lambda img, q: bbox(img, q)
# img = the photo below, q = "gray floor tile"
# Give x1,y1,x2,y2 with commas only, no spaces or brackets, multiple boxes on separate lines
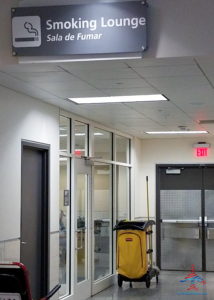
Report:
88,271,214,300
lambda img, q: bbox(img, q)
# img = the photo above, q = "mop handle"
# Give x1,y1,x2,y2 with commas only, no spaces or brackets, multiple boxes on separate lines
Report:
146,176,153,267
146,176,150,221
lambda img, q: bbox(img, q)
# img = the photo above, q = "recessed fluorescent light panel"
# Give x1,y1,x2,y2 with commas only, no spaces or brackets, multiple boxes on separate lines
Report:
68,94,167,104
146,130,208,135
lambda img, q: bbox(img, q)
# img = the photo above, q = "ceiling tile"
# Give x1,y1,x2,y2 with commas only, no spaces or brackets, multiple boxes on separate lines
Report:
101,87,158,96
205,76,214,86
87,78,151,89
30,79,96,91
64,68,139,80
165,85,214,105
0,71,61,102
2,63,60,73
8,71,77,83
39,85,106,98
126,57,195,68
133,65,201,78
147,75,209,90
125,101,197,127
174,103,214,120
80,103,136,115
196,56,214,76
59,60,127,71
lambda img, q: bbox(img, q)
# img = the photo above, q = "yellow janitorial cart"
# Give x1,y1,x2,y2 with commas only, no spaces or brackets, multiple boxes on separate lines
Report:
114,176,159,288
114,220,159,288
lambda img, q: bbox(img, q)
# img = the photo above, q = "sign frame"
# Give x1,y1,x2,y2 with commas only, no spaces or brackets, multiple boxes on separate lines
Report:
11,2,148,57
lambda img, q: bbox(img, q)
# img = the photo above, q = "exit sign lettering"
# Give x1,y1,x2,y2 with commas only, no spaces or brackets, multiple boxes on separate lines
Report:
196,148,208,157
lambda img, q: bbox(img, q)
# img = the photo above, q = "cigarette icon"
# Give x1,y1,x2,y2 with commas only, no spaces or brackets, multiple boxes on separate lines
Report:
15,22,39,43
24,22,39,36
15,37,39,42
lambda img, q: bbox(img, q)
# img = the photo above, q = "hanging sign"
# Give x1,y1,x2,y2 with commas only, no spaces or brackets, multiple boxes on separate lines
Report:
11,2,147,56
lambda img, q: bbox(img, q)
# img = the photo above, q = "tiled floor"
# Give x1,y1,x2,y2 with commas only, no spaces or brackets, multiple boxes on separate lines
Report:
88,271,214,300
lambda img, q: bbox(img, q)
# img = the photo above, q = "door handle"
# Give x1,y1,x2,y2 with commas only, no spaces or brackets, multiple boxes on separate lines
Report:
198,216,202,227
204,216,214,224
162,219,200,224
75,228,85,250
21,241,27,245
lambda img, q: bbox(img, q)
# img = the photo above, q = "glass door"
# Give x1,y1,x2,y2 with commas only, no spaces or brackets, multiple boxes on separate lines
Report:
74,158,114,300
59,157,70,297
92,163,113,294
74,158,92,300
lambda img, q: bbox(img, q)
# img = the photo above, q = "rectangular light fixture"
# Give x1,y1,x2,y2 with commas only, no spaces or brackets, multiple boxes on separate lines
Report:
68,94,167,104
75,133,85,136
146,130,208,134
75,132,103,136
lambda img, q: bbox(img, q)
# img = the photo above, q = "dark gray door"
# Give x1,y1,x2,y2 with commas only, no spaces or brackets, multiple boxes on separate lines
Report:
204,167,214,271
21,142,49,299
157,165,214,271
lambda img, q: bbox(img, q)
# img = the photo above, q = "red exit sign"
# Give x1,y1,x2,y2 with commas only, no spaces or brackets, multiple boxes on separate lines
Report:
196,148,208,157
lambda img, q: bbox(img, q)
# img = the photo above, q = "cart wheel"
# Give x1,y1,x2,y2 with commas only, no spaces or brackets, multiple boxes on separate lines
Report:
156,275,159,284
146,276,151,288
118,275,123,287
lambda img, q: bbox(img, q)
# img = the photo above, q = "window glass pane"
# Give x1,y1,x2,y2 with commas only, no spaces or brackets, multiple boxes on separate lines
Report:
115,135,130,163
93,163,112,281
59,157,70,297
116,166,130,223
77,174,88,283
94,128,112,160
74,121,88,156
59,116,70,153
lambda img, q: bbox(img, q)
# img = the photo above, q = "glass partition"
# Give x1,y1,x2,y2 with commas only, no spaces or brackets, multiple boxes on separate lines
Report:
59,114,132,296
76,174,88,283
116,166,130,222
93,163,112,281
74,121,88,157
59,157,70,297
59,116,70,153
94,128,112,160
115,135,130,163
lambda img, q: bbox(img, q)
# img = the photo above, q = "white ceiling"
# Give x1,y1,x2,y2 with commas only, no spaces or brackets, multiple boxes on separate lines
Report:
1,55,214,139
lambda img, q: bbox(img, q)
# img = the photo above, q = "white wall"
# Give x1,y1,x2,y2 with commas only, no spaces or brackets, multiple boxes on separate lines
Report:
0,85,59,241
134,137,214,219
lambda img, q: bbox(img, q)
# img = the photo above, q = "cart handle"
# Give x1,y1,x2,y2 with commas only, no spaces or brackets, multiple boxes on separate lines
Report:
113,220,155,231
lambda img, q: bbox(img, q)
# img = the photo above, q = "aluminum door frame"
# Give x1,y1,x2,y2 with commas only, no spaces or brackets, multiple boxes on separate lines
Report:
73,157,92,300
